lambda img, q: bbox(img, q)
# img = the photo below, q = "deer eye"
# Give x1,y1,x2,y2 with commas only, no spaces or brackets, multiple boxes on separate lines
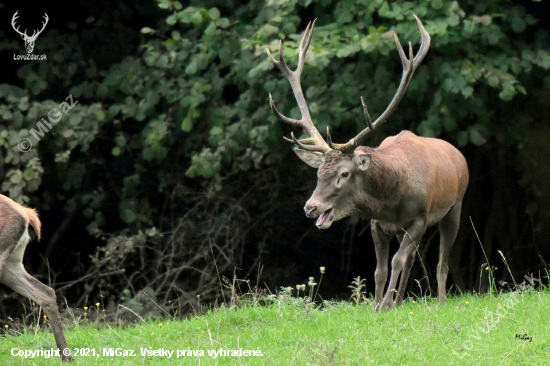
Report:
341,172,349,178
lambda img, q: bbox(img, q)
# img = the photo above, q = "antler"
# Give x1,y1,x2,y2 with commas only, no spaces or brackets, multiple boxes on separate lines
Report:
31,13,49,39
11,12,49,40
11,11,27,38
333,15,431,152
266,20,331,153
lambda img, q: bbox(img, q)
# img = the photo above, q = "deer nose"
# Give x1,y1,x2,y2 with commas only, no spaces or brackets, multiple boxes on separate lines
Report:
304,206,317,218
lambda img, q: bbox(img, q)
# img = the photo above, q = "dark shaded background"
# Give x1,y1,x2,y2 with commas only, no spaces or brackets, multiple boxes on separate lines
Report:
1,0,550,319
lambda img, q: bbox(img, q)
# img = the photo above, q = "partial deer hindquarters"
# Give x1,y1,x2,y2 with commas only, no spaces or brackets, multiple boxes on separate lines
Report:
0,195,71,361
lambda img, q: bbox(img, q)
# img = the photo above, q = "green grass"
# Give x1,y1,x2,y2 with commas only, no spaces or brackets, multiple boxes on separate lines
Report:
1,290,549,365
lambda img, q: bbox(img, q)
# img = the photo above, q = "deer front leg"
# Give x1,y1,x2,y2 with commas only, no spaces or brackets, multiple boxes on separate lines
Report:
1,260,72,362
395,249,416,306
380,220,426,310
371,221,391,311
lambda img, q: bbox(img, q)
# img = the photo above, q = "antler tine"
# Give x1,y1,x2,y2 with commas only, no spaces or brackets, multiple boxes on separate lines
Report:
11,11,27,37
269,93,300,125
336,16,431,153
288,132,327,152
327,126,334,148
326,127,350,150
361,96,375,131
283,135,318,144
296,20,316,74
266,19,331,153
35,13,49,37
412,15,430,68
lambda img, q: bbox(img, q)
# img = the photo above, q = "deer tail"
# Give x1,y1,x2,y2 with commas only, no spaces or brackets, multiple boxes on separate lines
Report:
25,207,41,241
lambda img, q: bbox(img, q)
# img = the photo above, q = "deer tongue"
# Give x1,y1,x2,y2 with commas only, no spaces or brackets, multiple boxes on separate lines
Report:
316,207,334,229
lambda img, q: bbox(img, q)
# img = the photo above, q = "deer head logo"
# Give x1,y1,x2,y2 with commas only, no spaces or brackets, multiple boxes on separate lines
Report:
11,11,49,54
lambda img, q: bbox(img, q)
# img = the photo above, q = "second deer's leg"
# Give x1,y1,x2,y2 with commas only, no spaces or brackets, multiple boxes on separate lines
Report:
0,232,72,362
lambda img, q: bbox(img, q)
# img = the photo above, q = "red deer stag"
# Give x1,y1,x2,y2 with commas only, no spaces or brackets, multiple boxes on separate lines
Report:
0,195,71,361
266,17,468,310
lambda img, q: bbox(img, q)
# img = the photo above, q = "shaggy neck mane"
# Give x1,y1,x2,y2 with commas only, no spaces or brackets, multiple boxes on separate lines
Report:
360,146,409,201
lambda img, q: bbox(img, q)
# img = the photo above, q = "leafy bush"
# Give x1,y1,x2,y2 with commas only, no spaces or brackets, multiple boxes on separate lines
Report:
1,0,549,317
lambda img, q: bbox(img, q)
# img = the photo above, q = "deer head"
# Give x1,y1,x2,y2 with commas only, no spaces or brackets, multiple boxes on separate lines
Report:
12,11,49,54
266,17,430,229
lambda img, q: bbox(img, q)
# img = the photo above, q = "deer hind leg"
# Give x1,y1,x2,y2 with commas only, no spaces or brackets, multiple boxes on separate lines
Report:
371,221,391,311
380,220,426,310
0,230,72,362
437,201,462,306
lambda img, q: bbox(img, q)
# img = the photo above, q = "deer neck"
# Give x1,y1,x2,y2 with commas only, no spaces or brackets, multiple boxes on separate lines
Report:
355,147,408,220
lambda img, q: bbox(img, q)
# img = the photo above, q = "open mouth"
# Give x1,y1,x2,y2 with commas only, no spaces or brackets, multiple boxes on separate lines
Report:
316,207,334,229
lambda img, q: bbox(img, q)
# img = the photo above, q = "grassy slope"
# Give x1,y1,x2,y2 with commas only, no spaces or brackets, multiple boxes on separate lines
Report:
1,291,549,365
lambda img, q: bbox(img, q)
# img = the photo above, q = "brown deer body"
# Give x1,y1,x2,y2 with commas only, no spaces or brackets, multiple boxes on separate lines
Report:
0,195,71,361
266,17,469,310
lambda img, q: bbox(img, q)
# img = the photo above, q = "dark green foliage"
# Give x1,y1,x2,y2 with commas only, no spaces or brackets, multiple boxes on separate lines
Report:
0,0,549,315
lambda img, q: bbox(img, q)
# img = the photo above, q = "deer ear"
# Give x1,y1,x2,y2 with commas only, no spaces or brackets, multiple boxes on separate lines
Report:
355,153,372,171
294,149,325,168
